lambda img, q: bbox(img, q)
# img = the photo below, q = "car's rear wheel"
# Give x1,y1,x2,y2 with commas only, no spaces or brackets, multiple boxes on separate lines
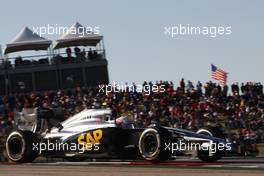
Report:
196,127,225,162
139,127,171,162
6,130,39,163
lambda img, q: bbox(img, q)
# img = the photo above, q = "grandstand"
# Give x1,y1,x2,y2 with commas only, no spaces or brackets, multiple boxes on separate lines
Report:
0,80,263,161
0,22,109,95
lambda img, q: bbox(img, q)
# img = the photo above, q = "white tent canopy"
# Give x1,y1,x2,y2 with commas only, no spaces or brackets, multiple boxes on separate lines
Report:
4,27,52,54
53,22,103,49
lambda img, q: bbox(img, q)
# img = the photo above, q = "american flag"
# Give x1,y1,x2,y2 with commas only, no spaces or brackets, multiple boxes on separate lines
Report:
211,64,228,86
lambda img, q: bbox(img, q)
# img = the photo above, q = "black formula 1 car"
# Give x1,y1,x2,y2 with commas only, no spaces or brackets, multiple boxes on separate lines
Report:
5,108,231,163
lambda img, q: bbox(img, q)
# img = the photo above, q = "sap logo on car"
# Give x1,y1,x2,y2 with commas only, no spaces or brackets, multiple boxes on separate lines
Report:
77,129,103,151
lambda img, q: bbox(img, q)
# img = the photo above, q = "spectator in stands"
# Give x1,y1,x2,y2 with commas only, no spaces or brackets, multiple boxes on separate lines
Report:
241,83,245,94
80,49,86,58
196,81,202,90
74,46,81,58
231,82,239,95
92,50,98,59
88,48,93,60
180,78,185,91
222,84,228,97
186,80,194,91
204,81,213,96
15,56,23,67
66,48,72,58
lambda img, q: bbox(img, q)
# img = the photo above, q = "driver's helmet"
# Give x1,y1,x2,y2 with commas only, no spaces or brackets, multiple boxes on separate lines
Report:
115,116,129,126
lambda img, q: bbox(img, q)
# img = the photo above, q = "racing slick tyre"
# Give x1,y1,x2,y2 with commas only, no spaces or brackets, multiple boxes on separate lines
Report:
196,126,225,162
139,127,172,162
6,130,39,163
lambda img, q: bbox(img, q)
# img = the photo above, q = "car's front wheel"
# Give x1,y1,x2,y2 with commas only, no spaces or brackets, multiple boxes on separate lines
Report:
138,127,171,162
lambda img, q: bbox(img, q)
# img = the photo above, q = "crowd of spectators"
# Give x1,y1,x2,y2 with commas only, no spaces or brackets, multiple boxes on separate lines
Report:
56,47,100,63
0,80,264,159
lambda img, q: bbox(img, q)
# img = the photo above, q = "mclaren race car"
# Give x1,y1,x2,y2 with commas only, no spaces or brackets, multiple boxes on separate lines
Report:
6,108,231,163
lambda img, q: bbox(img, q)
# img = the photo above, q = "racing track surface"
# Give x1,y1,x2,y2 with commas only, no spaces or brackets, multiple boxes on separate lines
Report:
1,165,264,176
1,157,264,176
